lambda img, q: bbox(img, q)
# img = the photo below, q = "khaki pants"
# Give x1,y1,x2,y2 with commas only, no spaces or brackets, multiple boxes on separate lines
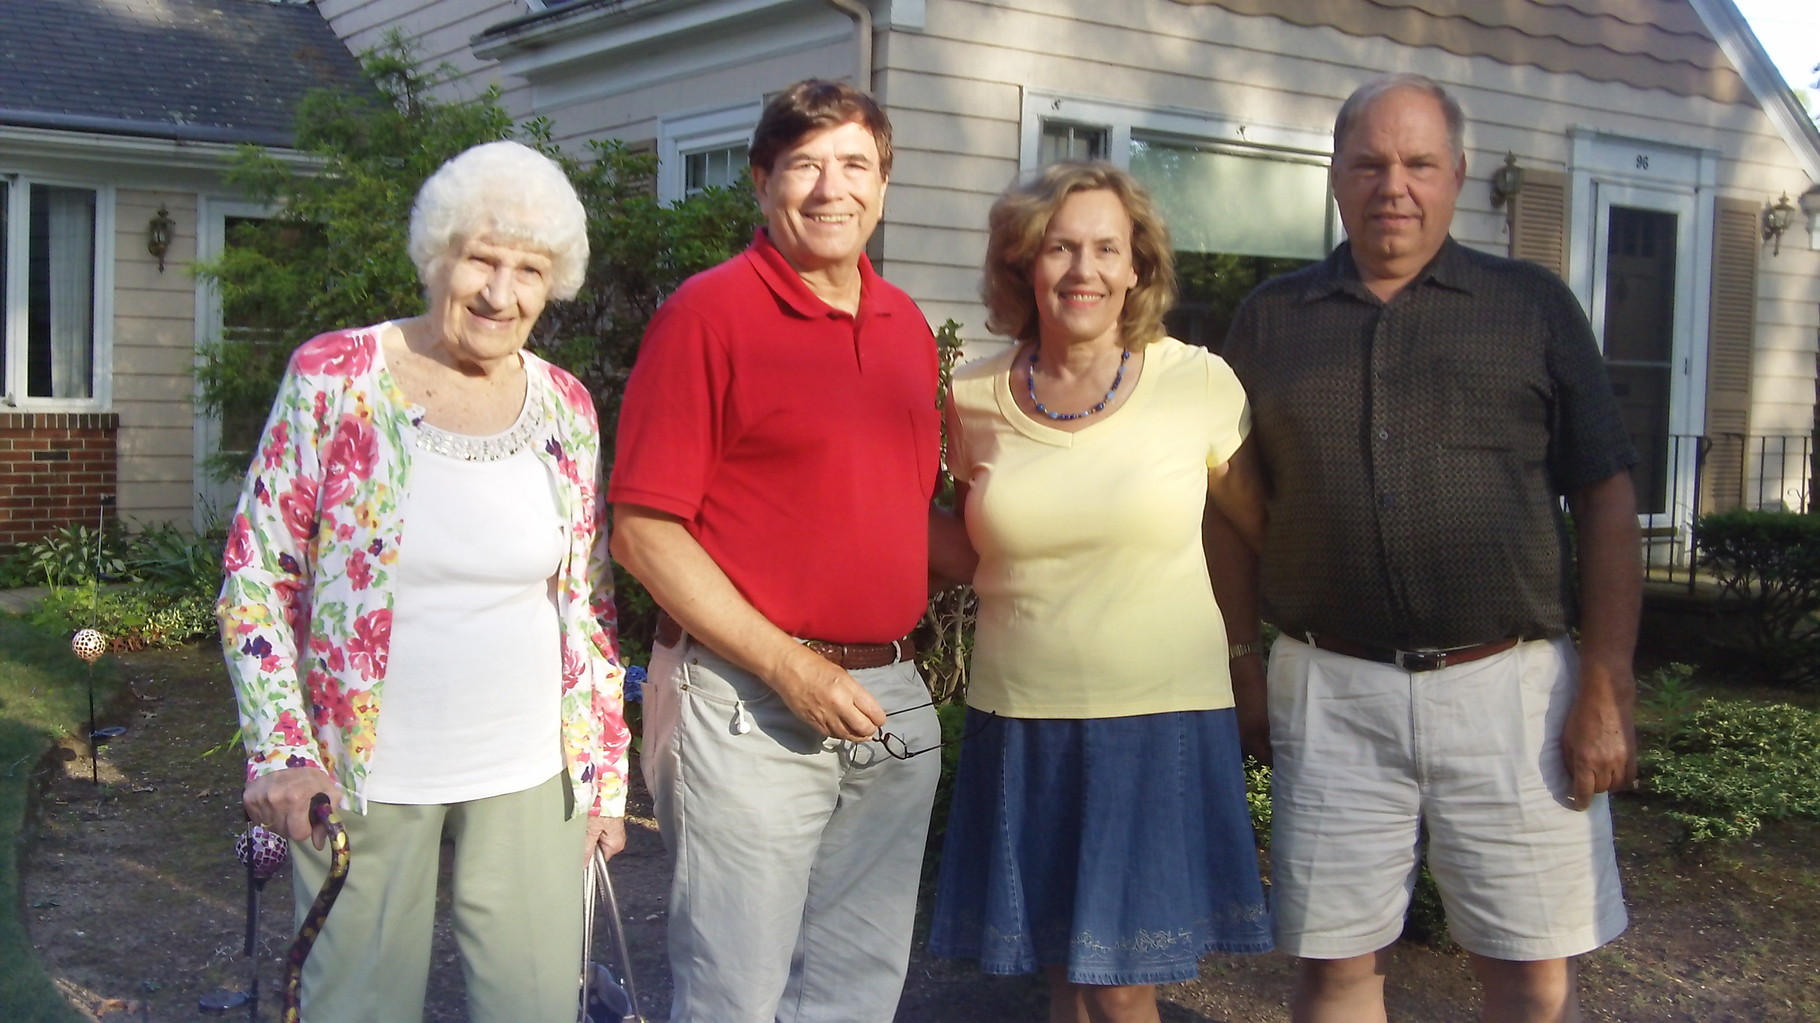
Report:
290,772,588,1022
643,635,941,1023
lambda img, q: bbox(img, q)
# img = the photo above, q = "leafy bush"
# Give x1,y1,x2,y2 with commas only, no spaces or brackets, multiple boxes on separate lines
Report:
0,548,34,588
917,320,977,705
1638,661,1703,744
29,585,218,650
125,521,225,601
1639,699,1820,842
13,525,129,591
1695,509,1820,687
193,36,762,484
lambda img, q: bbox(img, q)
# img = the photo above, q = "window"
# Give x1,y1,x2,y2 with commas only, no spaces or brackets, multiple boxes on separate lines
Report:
1130,136,1332,349
683,143,749,198
1040,121,1107,164
3,179,106,406
659,101,762,204
1021,93,1337,351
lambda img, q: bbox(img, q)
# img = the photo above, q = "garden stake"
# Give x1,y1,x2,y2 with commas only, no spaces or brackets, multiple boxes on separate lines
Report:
283,793,350,1023
199,822,286,1017
70,628,106,785
245,825,286,1018
80,497,110,785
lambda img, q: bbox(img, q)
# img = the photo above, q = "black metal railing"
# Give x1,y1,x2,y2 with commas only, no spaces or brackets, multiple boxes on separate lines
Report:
1637,433,1815,588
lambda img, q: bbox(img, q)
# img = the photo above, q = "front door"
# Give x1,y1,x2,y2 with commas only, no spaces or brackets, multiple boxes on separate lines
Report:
1587,183,1700,541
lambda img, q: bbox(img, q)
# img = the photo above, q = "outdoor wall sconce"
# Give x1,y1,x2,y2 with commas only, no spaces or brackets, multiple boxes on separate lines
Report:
147,206,174,272
1761,192,1796,256
1489,152,1523,231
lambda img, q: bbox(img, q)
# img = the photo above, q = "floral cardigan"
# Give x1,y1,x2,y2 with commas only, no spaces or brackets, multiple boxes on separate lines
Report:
217,325,629,817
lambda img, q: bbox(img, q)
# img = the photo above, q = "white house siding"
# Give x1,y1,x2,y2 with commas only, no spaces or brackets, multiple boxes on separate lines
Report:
872,0,1817,445
112,189,201,528
525,40,854,148
316,0,530,112
322,0,1815,469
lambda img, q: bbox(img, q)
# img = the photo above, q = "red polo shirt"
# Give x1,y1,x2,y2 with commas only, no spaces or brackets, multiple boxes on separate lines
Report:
609,230,940,643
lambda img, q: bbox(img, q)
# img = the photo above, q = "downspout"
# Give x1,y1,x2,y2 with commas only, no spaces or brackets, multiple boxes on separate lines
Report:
824,0,873,91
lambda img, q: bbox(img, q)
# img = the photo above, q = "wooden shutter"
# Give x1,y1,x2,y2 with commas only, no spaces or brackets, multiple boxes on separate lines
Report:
1702,197,1758,513
1509,168,1568,276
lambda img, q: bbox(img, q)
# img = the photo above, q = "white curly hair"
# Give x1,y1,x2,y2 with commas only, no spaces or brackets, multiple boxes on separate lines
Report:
407,140,589,300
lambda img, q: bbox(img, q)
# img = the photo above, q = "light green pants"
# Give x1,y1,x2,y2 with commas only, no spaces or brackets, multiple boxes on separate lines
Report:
290,772,588,1023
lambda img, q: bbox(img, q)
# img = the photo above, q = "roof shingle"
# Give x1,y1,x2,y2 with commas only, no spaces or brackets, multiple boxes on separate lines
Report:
0,0,369,146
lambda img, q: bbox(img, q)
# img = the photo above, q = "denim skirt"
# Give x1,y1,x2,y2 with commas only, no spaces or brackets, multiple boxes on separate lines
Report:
928,708,1273,985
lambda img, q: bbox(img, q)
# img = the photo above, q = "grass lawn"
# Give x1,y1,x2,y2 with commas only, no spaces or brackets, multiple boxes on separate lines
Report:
0,613,119,1023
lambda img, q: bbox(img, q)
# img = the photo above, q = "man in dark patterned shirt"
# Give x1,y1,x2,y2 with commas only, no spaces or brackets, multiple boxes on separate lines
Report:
1223,74,1642,1022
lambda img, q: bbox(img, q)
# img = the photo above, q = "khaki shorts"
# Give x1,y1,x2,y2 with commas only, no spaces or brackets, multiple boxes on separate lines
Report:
1267,635,1628,961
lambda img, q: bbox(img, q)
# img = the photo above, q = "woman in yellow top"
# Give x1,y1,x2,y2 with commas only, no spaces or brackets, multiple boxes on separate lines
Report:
928,161,1272,1023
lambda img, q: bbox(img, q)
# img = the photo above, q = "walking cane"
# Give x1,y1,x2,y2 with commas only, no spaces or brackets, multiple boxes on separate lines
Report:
283,793,351,1023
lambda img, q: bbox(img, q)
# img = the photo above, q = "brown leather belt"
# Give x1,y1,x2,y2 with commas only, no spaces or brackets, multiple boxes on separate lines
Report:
1301,632,1521,672
654,610,915,671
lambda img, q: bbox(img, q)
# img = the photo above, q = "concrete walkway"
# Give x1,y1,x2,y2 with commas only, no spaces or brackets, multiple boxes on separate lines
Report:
0,587,47,615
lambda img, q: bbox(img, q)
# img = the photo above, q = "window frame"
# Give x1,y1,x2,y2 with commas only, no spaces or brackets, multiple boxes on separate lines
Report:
1,171,115,412
1019,90,1340,254
658,100,762,205
1019,90,1335,179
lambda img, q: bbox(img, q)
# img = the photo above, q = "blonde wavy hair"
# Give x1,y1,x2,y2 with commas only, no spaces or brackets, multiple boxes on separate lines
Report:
981,161,1175,350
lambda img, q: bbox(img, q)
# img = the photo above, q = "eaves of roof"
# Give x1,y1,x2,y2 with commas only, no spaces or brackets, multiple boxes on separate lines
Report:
472,0,687,57
1686,0,1820,182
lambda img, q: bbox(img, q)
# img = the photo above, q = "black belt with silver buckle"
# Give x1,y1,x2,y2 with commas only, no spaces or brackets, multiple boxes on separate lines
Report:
1301,632,1521,672
654,610,915,671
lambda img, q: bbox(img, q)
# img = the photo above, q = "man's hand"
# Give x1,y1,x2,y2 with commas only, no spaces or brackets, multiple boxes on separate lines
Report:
1231,652,1271,766
244,766,338,849
612,505,888,742
1560,663,1638,811
1564,471,1642,812
587,815,627,862
765,647,887,742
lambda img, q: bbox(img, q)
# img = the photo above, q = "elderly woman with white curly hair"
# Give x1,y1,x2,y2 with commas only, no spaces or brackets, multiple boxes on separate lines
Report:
217,139,629,1021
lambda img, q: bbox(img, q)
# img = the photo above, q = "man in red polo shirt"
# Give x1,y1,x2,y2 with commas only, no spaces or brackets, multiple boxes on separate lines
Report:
609,80,941,1023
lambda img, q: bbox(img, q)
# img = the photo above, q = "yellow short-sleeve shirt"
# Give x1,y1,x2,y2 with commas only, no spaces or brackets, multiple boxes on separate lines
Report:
951,336,1251,718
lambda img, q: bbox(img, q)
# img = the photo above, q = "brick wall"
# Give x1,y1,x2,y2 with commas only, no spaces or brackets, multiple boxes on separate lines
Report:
0,413,120,547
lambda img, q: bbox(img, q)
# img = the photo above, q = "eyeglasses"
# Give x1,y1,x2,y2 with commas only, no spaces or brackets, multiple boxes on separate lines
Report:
872,700,996,760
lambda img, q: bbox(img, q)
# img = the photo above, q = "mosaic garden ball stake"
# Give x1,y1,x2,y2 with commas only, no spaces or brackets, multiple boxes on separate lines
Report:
70,628,107,664
199,824,289,1018
72,628,107,785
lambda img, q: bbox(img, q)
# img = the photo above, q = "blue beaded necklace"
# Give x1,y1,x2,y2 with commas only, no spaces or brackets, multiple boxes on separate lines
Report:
1026,346,1130,421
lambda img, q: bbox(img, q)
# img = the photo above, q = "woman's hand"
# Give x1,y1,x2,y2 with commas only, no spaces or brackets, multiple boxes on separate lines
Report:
244,766,338,849
587,815,628,863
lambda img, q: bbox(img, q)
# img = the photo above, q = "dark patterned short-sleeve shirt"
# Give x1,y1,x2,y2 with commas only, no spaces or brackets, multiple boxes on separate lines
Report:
1223,239,1638,649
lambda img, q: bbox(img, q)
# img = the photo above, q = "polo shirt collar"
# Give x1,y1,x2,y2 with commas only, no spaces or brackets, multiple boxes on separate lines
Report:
743,228,887,320
1298,237,1476,305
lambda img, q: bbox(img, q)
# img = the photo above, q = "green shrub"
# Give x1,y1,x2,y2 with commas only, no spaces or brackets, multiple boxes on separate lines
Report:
1639,699,1820,842
28,585,218,650
1695,509,1820,687
0,548,32,588
13,524,130,590
125,521,225,600
1638,662,1703,743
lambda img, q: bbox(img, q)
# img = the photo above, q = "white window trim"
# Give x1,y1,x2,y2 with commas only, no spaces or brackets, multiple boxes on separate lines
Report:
1,172,115,412
1018,90,1333,178
658,100,762,205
